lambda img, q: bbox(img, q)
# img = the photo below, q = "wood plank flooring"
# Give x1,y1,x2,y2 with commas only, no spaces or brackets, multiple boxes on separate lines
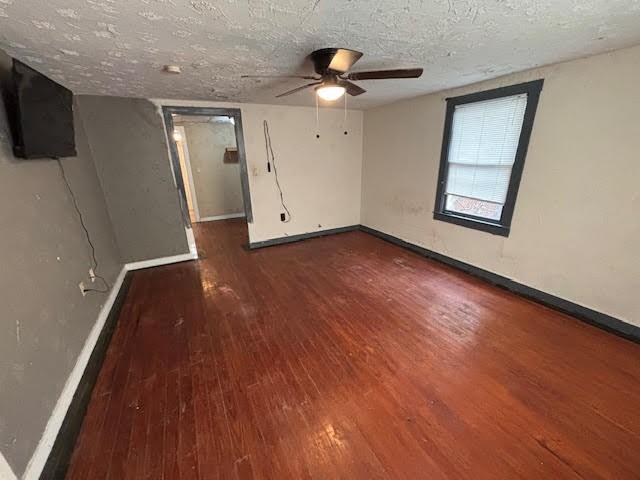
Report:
67,219,640,479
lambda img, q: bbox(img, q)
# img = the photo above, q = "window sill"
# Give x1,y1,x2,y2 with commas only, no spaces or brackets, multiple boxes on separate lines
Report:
433,211,510,237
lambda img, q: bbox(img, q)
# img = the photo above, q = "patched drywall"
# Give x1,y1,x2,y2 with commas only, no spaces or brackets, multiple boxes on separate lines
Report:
77,96,190,263
0,51,121,477
361,44,640,326
1,1,640,108
155,99,363,244
180,120,244,218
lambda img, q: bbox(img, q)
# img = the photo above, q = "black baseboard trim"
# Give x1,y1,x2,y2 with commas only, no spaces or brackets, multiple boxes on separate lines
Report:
247,223,638,344
359,225,639,344
248,225,360,250
40,271,133,480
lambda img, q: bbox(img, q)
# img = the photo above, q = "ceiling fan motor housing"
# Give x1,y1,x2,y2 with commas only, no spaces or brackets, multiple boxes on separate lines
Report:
311,48,361,75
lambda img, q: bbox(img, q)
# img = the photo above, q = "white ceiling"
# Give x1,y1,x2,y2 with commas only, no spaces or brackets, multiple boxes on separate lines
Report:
0,0,639,109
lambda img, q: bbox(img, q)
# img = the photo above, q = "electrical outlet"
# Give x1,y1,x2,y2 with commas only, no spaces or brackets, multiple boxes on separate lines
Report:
79,282,87,296
89,268,96,282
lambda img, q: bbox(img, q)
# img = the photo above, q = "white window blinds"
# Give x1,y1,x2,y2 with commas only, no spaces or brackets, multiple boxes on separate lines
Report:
445,93,528,206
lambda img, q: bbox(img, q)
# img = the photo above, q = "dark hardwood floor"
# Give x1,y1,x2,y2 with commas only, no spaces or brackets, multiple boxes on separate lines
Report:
67,219,640,479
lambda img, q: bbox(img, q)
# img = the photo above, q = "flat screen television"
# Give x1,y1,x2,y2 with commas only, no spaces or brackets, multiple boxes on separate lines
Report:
3,59,76,159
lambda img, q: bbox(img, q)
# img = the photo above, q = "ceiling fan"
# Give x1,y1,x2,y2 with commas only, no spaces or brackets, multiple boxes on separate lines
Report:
242,48,423,101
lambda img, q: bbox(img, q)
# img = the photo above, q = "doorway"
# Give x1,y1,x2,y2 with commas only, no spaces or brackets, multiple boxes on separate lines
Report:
163,107,253,249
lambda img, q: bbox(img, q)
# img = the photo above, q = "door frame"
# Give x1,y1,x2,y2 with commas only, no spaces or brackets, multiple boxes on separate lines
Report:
173,125,201,222
161,106,254,227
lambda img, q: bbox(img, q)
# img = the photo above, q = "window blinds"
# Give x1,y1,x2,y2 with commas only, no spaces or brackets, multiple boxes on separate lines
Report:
445,93,527,205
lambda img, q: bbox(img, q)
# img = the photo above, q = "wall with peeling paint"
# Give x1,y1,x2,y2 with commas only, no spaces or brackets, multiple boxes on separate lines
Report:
0,52,122,477
361,44,640,327
77,95,190,263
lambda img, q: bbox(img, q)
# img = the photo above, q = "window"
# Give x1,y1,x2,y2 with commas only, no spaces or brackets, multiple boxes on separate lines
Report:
434,80,543,236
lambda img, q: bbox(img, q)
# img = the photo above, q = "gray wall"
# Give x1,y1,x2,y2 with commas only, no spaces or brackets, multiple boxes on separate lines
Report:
182,120,244,218
0,53,122,477
77,96,189,263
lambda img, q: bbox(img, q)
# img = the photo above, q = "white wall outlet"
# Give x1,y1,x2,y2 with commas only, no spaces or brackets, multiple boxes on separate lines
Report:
89,268,96,282
79,282,87,296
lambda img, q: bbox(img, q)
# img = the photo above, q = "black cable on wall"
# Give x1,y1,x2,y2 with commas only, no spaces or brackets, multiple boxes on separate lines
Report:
57,158,109,294
263,120,291,223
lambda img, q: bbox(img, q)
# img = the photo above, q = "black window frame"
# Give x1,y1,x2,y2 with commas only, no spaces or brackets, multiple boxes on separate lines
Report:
433,79,544,237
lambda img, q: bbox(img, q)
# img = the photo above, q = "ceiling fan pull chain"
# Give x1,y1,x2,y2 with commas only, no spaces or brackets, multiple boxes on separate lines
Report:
343,92,348,135
315,93,320,139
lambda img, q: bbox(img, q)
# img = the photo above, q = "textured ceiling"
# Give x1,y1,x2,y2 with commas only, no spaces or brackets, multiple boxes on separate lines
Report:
0,0,639,109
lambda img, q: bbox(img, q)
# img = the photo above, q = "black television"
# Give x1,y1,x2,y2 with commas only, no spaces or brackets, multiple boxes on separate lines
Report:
3,59,76,159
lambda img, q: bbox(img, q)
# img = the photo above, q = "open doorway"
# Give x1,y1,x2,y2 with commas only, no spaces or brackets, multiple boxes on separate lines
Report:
163,107,252,251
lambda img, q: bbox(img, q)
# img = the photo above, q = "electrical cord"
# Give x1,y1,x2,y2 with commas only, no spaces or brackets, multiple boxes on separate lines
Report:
57,158,110,294
263,120,292,223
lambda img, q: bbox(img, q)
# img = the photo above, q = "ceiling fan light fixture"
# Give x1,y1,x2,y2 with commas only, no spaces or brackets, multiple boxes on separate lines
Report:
316,85,346,101
254,48,422,99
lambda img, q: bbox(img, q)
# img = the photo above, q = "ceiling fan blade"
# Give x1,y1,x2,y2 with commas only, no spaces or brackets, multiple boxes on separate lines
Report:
241,74,319,80
346,68,423,81
327,48,364,73
275,82,322,98
342,81,366,96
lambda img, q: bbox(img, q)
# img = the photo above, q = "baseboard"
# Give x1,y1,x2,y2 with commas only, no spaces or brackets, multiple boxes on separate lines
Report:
124,251,198,271
198,212,245,222
359,225,640,344
23,252,197,479
185,226,197,258
248,225,360,249
22,267,131,480
0,452,16,480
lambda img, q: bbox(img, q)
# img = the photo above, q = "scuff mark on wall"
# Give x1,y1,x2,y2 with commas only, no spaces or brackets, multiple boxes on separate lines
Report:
387,194,426,216
431,229,450,255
